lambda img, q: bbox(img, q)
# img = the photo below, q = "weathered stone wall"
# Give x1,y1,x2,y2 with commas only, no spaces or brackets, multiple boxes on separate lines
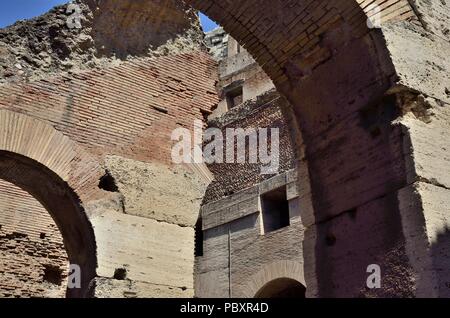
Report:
196,168,307,298
0,52,217,168
0,0,204,84
204,27,228,60
206,33,275,119
287,19,449,297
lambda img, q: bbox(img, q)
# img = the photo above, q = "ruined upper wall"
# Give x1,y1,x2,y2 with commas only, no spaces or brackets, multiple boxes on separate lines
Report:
204,27,227,60
0,0,205,84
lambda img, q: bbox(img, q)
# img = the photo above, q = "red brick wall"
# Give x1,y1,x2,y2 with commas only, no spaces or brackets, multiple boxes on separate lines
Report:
203,93,297,204
0,51,219,297
0,179,68,298
0,52,218,166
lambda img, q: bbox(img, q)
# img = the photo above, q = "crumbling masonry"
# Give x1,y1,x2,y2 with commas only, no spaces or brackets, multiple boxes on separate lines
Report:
0,0,449,298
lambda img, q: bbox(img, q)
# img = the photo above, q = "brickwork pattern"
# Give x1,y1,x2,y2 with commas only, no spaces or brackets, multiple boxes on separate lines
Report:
0,179,68,298
0,52,218,201
0,51,219,297
204,94,297,204
190,0,418,86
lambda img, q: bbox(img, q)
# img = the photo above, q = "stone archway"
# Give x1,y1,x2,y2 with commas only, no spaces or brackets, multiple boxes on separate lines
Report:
255,278,306,298
0,110,97,298
182,0,446,297
187,0,417,90
236,260,306,298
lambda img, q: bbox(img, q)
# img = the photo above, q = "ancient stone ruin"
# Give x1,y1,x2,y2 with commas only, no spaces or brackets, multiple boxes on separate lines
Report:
0,0,449,298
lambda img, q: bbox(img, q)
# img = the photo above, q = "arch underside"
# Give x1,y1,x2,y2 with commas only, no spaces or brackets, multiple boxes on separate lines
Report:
0,153,96,297
188,0,418,88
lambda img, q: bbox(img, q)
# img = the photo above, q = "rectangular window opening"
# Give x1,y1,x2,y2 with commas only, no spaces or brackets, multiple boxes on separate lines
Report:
261,186,290,234
195,218,204,257
224,83,243,110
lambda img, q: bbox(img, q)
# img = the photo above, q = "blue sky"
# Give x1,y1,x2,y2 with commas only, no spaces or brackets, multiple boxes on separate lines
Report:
199,13,218,32
0,0,219,31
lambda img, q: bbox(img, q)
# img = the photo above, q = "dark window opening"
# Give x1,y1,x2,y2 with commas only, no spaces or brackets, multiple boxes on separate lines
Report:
99,171,118,192
224,81,244,110
40,232,46,239
261,186,290,234
195,218,204,257
43,265,63,286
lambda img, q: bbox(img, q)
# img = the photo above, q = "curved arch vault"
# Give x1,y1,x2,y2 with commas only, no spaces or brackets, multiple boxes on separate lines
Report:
0,110,97,298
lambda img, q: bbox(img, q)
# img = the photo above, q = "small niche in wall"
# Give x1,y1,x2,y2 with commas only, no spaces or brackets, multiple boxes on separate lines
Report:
98,171,118,192
261,186,290,234
43,265,63,286
224,81,244,110
194,218,204,257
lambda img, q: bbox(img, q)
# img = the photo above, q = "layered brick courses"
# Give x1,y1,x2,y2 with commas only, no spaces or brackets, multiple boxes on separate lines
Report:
189,0,418,86
203,92,298,204
0,50,219,297
0,52,218,199
0,179,68,298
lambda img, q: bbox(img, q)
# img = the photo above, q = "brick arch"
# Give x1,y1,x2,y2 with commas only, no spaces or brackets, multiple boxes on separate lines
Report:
235,260,305,298
0,110,97,297
189,0,419,225
0,110,77,181
190,0,421,297
188,0,417,88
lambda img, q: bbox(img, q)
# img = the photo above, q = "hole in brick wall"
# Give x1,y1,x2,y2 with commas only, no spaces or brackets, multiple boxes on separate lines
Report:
152,105,169,114
99,171,118,192
113,268,127,280
194,218,204,257
326,234,337,247
43,265,63,286
5,232,28,239
224,189,235,197
261,186,290,234
200,108,212,123
40,232,46,239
